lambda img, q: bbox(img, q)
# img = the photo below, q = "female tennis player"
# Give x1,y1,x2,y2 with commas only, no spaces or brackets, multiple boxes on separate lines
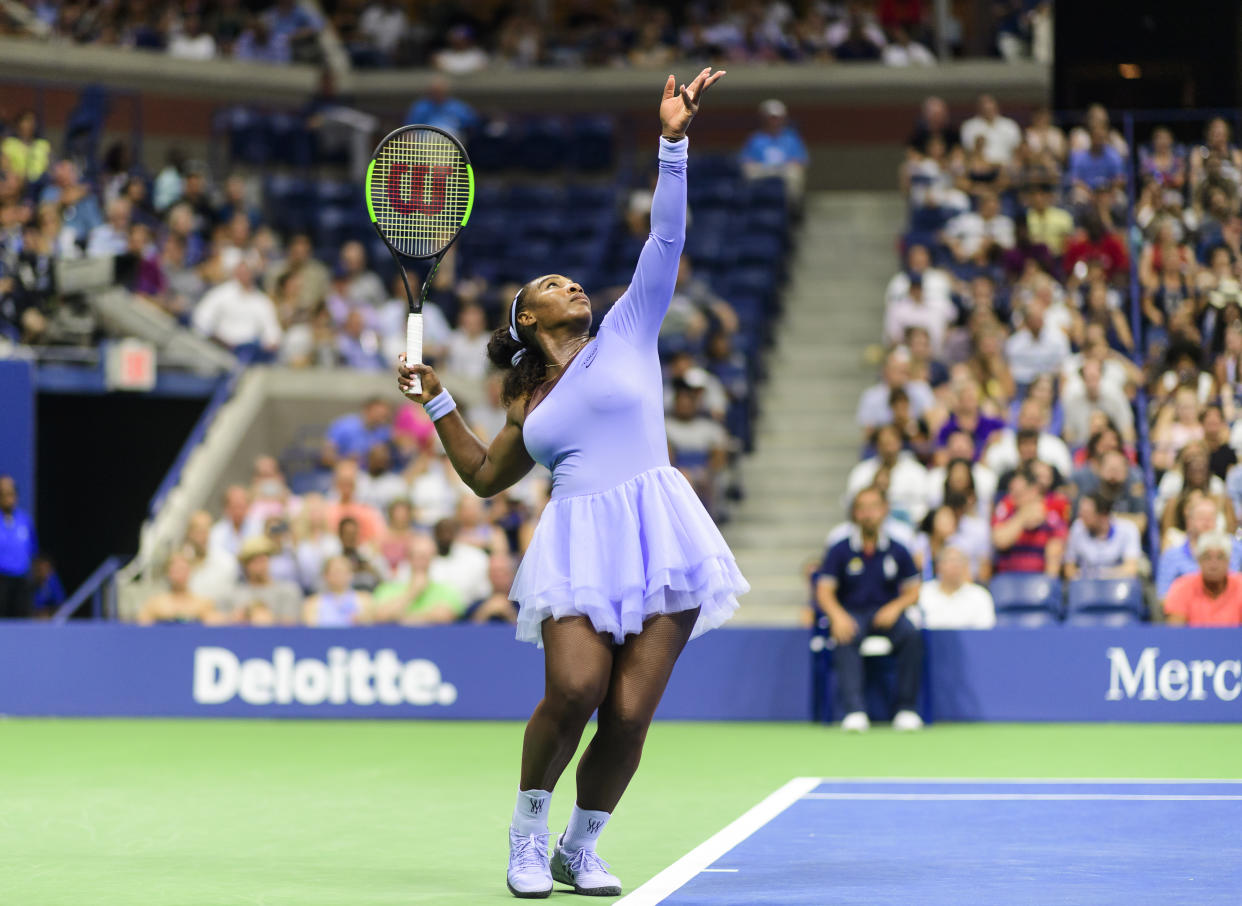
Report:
397,68,744,899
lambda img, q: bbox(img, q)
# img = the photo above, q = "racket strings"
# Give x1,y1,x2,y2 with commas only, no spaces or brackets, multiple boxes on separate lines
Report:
367,128,471,258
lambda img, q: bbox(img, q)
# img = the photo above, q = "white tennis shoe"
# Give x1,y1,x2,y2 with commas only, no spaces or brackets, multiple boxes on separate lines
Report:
507,828,552,899
550,836,622,897
893,710,924,731
841,711,870,732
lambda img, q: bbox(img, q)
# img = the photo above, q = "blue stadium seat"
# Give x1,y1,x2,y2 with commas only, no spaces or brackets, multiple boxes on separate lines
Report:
566,183,618,209
270,112,314,167
1065,578,1144,627
989,573,1063,627
569,116,615,172
744,177,787,211
224,106,273,166
736,233,786,267
467,121,514,172
517,117,568,171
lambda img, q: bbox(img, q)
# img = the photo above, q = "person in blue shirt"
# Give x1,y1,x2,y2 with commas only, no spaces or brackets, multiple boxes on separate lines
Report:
405,76,478,140
815,485,924,732
739,98,808,210
0,475,37,618
1068,122,1125,197
30,553,65,618
324,397,393,466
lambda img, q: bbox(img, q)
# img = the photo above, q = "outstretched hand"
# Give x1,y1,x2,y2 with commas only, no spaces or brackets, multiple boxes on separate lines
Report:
660,67,726,141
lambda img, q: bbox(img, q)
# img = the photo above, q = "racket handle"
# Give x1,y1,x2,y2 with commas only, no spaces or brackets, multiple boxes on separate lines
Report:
406,313,424,396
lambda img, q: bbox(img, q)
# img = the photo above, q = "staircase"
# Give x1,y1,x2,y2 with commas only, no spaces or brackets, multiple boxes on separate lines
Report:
724,191,905,624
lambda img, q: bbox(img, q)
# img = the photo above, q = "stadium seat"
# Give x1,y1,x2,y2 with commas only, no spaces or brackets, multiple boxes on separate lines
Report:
517,117,568,171
989,573,1063,627
466,121,514,172
1064,578,1144,627
744,177,787,211
568,116,615,172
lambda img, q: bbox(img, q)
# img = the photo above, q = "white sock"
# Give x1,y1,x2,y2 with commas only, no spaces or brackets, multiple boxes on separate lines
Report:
562,804,610,852
512,789,552,836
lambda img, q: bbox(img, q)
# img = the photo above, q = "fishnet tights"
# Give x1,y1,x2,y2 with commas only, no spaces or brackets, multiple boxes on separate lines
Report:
518,608,699,814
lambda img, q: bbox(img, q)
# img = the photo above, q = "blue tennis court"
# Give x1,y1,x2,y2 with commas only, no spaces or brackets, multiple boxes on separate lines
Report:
619,779,1242,905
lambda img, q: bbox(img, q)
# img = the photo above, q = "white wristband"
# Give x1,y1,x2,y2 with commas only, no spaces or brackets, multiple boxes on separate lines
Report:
423,389,456,422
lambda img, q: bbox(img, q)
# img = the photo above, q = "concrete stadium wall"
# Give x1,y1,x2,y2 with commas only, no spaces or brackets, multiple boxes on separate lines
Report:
1,36,1049,189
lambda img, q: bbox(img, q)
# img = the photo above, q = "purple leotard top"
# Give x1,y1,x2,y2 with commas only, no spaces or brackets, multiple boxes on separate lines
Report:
522,137,687,500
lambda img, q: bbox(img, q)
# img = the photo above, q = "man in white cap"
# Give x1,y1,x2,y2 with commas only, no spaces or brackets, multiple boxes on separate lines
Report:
739,98,808,210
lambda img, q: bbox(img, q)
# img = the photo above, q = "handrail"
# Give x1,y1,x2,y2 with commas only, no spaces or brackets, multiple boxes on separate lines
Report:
53,556,124,624
147,369,240,518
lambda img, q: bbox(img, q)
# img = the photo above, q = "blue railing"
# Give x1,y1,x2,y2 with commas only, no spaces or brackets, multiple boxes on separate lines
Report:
52,556,124,624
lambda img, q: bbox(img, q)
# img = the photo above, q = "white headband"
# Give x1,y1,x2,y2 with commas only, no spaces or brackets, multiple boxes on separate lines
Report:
509,290,526,366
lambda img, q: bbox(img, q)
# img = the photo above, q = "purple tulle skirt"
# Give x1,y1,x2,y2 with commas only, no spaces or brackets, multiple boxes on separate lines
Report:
511,466,748,647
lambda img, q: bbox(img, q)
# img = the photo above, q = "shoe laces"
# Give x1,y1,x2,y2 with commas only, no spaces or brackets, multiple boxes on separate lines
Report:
511,833,550,872
565,846,612,877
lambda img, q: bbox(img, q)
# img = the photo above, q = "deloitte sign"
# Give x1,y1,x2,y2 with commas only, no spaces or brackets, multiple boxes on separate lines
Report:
193,646,458,708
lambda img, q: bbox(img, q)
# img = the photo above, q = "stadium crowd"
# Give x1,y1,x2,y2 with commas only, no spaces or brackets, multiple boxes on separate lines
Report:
821,93,1242,650
1,1,1050,69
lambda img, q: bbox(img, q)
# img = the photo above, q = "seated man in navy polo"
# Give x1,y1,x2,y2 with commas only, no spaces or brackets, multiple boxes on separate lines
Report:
815,485,924,733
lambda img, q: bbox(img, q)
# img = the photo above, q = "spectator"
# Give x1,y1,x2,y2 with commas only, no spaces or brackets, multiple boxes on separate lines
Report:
434,24,489,74
1025,182,1074,256
857,347,935,432
223,535,302,624
1072,447,1148,532
936,381,1005,459
325,397,393,465
323,460,386,543
959,94,1023,166
267,233,330,317
404,76,478,137
40,160,104,244
1202,405,1237,481
814,486,924,732
1068,120,1126,195
885,244,953,314
333,515,384,591
917,545,996,629
985,397,1073,477
1156,442,1233,535
665,377,729,518
1063,211,1129,285
429,517,491,605
29,554,66,619
336,307,385,371
883,272,954,356
903,326,949,390
0,475,36,618
1005,294,1070,385
739,99,808,209
944,191,1015,266
1151,387,1204,473
1062,358,1135,446
996,428,1057,498
357,0,409,62
303,556,373,626
168,14,218,60
356,443,407,512
192,257,282,356
208,485,255,559
181,510,238,603
906,96,959,157
1063,493,1141,580
373,533,465,625
1155,497,1242,605
86,197,133,259
663,254,739,348
1,110,52,184
338,240,386,309
881,26,934,66
1164,531,1242,627
1024,105,1067,166
846,423,930,526
991,466,1067,576
445,302,492,380
136,552,220,625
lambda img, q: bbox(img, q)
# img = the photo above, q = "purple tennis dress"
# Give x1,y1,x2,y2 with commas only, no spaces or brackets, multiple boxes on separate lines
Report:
510,137,749,647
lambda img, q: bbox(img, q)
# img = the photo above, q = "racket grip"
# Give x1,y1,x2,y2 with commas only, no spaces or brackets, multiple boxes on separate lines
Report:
406,313,424,396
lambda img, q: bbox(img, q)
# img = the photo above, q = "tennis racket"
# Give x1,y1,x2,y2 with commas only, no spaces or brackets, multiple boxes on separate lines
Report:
365,124,474,394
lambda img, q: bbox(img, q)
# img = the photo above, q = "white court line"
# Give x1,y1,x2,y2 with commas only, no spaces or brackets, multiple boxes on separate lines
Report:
804,777,1242,784
803,793,1242,801
614,777,820,906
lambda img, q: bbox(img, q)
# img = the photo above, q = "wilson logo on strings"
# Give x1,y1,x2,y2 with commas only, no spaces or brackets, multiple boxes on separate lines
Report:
386,163,454,217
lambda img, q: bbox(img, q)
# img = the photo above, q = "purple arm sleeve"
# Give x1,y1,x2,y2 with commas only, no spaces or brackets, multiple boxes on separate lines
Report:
602,137,688,345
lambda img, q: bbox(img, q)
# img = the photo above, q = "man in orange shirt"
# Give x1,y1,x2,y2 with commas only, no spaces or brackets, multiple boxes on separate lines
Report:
1164,532,1242,627
322,460,385,544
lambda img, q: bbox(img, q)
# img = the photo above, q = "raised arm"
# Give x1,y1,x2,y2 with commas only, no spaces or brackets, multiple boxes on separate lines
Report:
397,357,535,498
604,69,725,346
